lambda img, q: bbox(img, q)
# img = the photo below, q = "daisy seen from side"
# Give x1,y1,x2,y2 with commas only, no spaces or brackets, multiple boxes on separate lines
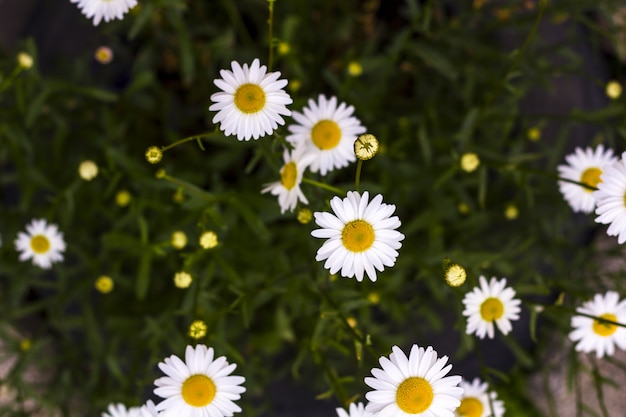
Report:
364,344,463,417
154,344,246,417
70,0,137,26
568,291,626,358
102,403,142,417
557,145,616,214
261,145,314,213
462,276,521,339
209,59,292,141
287,94,366,175
311,191,405,282
455,378,505,417
14,219,66,269
336,402,371,417
594,153,626,244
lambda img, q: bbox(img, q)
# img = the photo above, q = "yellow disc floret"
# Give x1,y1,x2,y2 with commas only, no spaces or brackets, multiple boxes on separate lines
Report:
480,297,504,321
341,220,375,252
593,313,618,337
395,377,434,414
181,374,216,407
457,397,484,417
580,167,602,192
30,235,50,254
281,162,298,190
312,120,341,150
234,83,266,113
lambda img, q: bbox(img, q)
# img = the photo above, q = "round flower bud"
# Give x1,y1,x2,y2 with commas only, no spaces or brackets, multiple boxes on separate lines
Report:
145,146,163,164
354,134,379,161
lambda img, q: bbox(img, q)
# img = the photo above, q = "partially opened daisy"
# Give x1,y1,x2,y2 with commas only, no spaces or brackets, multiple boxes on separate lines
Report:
70,0,137,26
261,145,314,213
311,191,404,282
336,402,371,417
154,344,246,417
595,153,626,243
462,276,521,339
102,403,141,417
287,95,366,175
364,344,463,417
210,59,292,141
455,378,505,417
569,291,626,358
14,219,66,269
557,145,616,213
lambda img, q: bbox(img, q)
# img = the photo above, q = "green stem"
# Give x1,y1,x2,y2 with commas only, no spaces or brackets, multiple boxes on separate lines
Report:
268,0,276,71
302,177,345,195
355,160,363,192
161,132,218,153
504,164,597,192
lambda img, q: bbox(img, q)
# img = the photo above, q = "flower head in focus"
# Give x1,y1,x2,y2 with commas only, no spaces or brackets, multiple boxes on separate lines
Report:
14,219,66,269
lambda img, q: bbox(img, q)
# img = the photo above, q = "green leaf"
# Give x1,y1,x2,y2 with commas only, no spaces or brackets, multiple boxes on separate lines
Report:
410,42,458,80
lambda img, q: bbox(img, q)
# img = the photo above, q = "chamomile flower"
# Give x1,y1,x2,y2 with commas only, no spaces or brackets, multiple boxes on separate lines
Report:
557,145,616,213
364,344,463,417
311,191,404,282
261,145,313,213
102,403,141,417
568,291,626,358
455,378,505,417
70,0,137,26
14,219,66,269
462,276,521,339
209,59,292,141
336,402,371,417
287,95,366,175
154,344,246,417
594,154,626,244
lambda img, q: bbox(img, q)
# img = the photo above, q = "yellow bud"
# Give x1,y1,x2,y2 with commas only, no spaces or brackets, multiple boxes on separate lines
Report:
115,190,131,207
199,231,218,249
171,231,187,250
174,271,193,288
20,339,32,352
145,146,163,164
458,203,470,214
460,152,480,173
17,52,33,69
94,46,113,64
445,264,466,287
155,168,166,179
278,42,290,55
527,127,541,141
367,292,380,305
347,61,363,77
289,79,301,93
505,203,519,220
78,160,98,181
354,134,379,161
95,276,114,294
346,317,358,328
188,320,207,339
606,81,622,100
297,208,313,224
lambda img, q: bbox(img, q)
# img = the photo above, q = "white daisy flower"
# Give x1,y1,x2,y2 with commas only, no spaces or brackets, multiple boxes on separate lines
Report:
557,145,616,213
336,402,371,417
102,403,142,417
261,145,314,213
14,219,66,269
364,344,463,417
154,344,246,417
311,191,405,282
569,291,626,358
140,400,160,417
455,378,505,417
70,0,137,26
287,94,366,175
594,153,626,244
209,59,292,141
462,276,521,339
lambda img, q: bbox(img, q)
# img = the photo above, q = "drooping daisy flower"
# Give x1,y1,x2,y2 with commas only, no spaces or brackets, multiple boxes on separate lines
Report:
455,378,505,417
154,344,246,417
569,291,626,358
287,95,366,175
102,403,141,417
209,59,292,141
557,145,616,213
336,402,371,417
261,145,314,213
70,0,137,26
364,344,463,417
140,400,160,417
14,219,66,269
311,191,404,282
595,153,626,244
462,276,521,339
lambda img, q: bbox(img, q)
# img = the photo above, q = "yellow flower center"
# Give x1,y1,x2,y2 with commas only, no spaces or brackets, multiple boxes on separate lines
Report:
234,83,266,113
181,374,216,407
281,162,298,190
457,397,484,417
341,220,375,252
30,235,51,254
396,377,434,414
480,297,504,321
580,167,602,192
311,120,341,150
593,313,618,337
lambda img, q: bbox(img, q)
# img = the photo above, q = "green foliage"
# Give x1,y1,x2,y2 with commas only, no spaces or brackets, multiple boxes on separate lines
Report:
1,0,626,415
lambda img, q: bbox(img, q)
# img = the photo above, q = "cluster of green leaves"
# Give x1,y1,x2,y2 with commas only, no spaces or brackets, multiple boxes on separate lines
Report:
1,0,626,416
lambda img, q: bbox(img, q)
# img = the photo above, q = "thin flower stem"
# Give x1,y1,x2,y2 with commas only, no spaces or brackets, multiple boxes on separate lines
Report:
161,132,218,152
508,165,598,192
590,356,611,417
355,160,363,192
302,177,345,195
544,303,626,328
267,0,276,71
